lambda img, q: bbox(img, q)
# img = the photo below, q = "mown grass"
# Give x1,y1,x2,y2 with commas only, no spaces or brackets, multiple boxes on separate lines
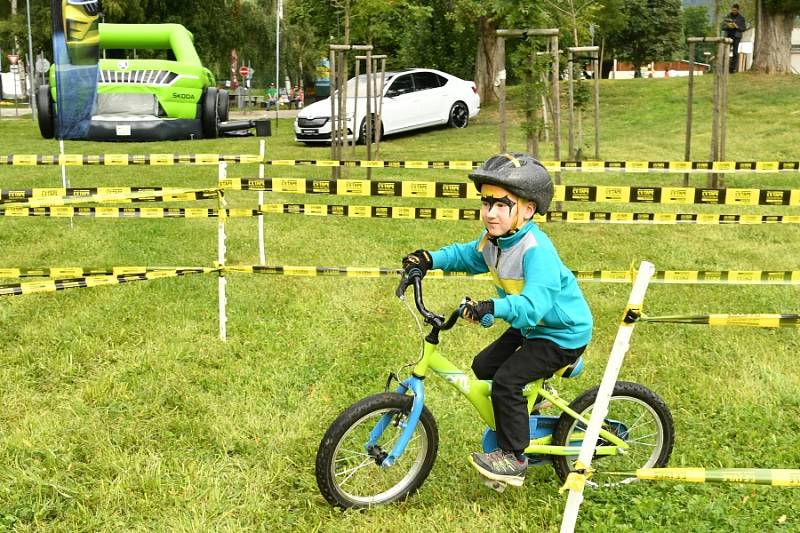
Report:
0,73,799,532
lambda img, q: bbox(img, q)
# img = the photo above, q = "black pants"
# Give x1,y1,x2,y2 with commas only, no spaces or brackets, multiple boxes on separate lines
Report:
472,328,586,455
730,38,741,73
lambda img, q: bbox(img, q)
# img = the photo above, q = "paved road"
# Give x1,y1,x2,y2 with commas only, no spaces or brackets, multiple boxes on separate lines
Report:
0,105,33,118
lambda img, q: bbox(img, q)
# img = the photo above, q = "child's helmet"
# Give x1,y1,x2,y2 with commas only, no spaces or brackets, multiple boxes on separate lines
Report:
469,153,553,215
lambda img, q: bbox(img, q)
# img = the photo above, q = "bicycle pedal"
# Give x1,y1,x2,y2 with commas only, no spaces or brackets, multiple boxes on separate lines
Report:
481,477,507,493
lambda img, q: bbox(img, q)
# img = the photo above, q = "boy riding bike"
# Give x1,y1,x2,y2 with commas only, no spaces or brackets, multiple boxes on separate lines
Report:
402,152,593,487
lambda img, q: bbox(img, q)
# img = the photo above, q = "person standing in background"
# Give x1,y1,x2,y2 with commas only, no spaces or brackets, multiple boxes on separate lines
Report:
722,4,746,73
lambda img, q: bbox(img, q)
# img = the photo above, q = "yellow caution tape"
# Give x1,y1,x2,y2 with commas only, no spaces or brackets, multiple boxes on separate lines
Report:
224,266,800,285
641,313,800,328
221,178,800,206
260,203,800,225
4,155,800,173
3,267,799,295
0,207,258,218
559,472,588,494
0,154,262,166
10,203,796,224
0,268,216,297
0,188,220,209
0,266,214,279
632,468,800,487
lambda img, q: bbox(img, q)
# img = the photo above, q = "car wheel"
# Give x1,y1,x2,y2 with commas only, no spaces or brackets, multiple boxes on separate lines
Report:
217,89,230,123
201,87,219,139
448,101,469,129
358,117,384,144
36,84,56,139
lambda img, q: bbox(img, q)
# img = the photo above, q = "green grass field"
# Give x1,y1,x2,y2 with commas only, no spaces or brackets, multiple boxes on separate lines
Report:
1,73,799,531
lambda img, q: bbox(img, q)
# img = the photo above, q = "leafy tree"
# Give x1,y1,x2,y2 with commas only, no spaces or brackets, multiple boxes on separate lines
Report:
752,0,800,73
395,0,476,80
605,0,685,77
683,5,712,62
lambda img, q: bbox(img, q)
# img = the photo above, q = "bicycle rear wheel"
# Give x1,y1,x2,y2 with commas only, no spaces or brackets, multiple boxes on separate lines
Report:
551,381,674,487
315,392,438,508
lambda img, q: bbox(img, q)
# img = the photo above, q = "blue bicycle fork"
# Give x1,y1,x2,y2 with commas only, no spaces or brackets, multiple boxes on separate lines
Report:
365,376,425,468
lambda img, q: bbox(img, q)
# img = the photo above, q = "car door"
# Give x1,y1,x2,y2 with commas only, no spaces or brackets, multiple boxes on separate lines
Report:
411,71,447,127
381,73,416,132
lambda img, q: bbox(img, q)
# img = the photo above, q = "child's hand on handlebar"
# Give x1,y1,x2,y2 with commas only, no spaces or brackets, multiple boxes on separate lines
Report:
402,250,432,278
460,298,495,327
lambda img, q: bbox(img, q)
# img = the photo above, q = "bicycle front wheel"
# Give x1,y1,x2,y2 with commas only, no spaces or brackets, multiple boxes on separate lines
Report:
551,381,674,488
315,392,438,508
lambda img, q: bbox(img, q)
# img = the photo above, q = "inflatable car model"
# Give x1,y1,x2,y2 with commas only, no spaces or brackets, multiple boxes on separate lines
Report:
38,19,231,141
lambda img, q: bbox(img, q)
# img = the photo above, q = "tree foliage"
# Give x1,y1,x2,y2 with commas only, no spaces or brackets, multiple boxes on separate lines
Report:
683,5,712,62
604,0,685,76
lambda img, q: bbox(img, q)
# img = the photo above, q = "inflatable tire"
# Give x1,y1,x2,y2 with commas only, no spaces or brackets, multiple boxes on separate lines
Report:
217,89,230,123
37,85,56,139
201,87,219,139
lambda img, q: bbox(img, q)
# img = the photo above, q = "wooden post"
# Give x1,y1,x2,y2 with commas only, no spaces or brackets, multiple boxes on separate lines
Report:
376,56,386,159
329,49,338,179
719,40,730,188
365,49,373,179
593,55,600,160
551,35,561,162
498,34,507,152
567,48,574,160
351,58,360,154
684,41,695,187
329,44,373,179
710,41,722,188
526,51,537,157
494,29,560,156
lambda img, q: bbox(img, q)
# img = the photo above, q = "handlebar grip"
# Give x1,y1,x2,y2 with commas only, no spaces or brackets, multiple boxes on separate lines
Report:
396,270,422,298
396,275,411,298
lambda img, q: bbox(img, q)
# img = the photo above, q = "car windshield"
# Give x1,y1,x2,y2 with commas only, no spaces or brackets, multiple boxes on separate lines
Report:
335,74,393,97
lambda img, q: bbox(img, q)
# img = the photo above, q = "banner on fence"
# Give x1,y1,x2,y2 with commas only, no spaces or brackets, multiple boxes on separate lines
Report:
0,154,262,166
0,188,220,209
4,156,800,173
0,268,216,296
640,313,800,328
258,203,800,225
222,178,800,206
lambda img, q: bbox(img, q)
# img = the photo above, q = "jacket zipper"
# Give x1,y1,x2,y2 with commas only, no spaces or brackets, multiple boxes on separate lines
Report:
495,247,501,269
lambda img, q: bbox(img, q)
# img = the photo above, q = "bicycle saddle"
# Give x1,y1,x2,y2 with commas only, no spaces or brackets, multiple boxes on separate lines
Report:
554,356,584,379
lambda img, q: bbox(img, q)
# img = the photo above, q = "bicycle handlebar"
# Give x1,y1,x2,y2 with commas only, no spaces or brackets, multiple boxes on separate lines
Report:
396,273,461,330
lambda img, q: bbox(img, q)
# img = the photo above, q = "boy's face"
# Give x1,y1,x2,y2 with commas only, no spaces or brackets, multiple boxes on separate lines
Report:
480,184,535,237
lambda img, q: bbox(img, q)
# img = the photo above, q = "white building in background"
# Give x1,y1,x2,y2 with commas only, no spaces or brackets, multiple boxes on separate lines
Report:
792,28,800,74
0,64,25,99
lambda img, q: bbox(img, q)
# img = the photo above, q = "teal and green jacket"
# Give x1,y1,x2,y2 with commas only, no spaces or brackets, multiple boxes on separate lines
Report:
429,222,592,349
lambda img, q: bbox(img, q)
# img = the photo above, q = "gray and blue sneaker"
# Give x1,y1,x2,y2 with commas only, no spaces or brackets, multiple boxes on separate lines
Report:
469,449,528,487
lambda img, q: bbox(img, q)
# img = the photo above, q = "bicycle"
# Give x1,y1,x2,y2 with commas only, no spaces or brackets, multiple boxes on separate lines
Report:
315,273,675,508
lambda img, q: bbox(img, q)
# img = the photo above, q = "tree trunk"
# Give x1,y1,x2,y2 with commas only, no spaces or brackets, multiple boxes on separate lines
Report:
474,16,502,104
752,7,795,74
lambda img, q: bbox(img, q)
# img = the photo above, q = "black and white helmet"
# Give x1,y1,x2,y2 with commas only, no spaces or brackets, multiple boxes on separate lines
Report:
469,153,553,215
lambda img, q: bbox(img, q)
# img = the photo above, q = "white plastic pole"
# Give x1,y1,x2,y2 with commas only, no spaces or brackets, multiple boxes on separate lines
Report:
59,140,73,229
218,162,228,341
258,139,266,265
25,0,35,120
275,0,281,128
559,261,656,533
59,140,69,189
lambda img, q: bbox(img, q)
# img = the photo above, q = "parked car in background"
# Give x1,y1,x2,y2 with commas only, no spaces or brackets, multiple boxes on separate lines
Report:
294,68,480,144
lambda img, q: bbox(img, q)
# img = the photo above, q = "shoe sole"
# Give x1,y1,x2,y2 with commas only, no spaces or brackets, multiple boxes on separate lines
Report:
468,456,525,487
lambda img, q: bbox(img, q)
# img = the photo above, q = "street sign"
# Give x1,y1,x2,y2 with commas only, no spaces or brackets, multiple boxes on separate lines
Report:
239,66,250,78
8,54,19,65
35,58,51,74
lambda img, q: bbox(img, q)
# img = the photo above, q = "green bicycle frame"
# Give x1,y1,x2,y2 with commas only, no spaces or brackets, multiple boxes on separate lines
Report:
412,339,630,458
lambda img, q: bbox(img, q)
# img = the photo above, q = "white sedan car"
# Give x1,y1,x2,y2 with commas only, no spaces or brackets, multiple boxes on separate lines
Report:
294,68,480,144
